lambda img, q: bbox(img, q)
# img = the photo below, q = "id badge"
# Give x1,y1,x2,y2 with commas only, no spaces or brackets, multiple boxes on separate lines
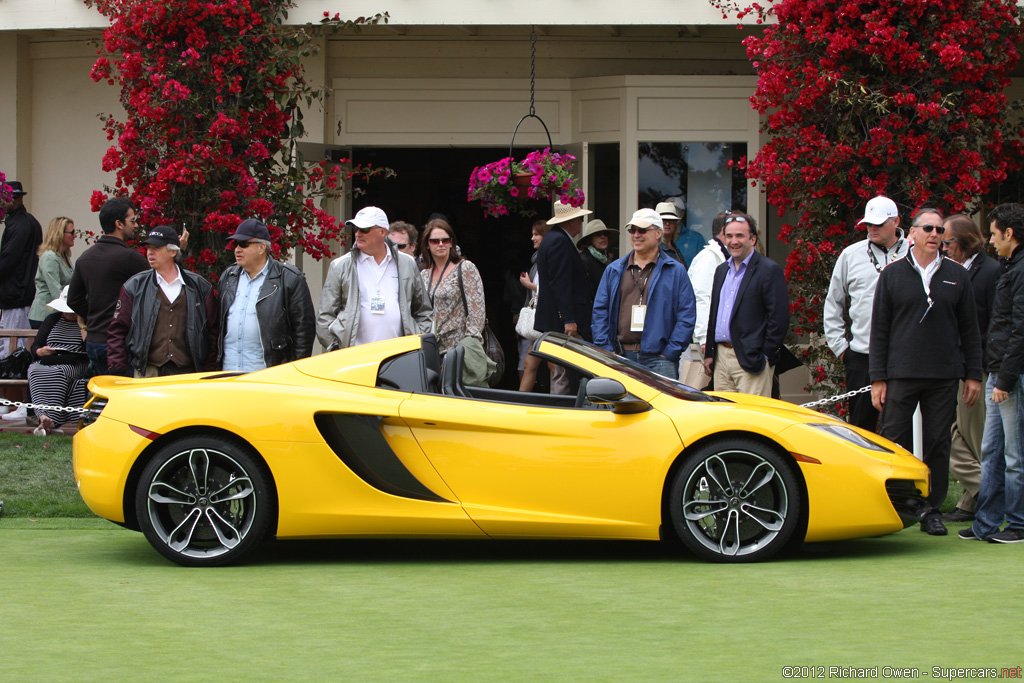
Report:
630,304,646,332
370,295,386,315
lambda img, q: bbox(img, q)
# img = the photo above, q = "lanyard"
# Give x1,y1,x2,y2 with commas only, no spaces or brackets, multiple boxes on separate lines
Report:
629,263,652,305
867,238,904,273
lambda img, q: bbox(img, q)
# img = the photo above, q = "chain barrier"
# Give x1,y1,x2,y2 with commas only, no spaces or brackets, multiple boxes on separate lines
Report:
800,384,872,410
0,397,93,415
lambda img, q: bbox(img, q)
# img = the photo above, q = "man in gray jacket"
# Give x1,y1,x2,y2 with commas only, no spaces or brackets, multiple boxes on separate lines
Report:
317,206,431,351
823,196,908,431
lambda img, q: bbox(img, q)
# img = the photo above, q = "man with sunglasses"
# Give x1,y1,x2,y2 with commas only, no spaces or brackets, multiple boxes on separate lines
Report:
317,206,431,351
592,208,695,379
703,212,789,397
388,221,419,259
870,207,983,536
824,196,909,432
217,219,315,372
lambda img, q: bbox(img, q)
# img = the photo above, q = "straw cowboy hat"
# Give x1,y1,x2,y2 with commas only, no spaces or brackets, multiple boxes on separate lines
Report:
546,200,593,225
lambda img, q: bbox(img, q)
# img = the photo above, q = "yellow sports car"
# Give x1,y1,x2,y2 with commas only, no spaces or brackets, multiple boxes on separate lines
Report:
73,333,930,567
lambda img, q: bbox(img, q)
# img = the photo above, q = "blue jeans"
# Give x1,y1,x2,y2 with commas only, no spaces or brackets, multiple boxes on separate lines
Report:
973,374,1024,537
624,350,678,380
86,341,109,377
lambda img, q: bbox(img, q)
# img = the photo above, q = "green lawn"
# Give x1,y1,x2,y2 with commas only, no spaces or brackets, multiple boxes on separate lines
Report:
1,433,1018,680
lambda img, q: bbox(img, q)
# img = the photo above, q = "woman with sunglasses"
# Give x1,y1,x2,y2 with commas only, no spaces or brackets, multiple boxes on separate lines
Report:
28,217,76,329
419,218,486,355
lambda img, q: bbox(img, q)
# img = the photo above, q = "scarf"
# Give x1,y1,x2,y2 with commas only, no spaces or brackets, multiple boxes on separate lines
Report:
588,245,609,264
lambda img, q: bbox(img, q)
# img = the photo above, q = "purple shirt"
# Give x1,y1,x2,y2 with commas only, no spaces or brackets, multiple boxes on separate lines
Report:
714,250,754,343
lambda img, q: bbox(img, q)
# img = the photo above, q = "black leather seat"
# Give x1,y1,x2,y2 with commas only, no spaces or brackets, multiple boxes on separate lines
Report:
440,345,470,398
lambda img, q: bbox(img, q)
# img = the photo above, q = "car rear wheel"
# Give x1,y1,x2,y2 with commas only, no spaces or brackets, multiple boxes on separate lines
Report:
669,438,800,562
135,436,273,567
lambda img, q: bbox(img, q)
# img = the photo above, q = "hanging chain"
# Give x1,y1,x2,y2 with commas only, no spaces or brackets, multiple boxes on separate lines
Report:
0,397,93,415
800,384,872,410
529,26,537,116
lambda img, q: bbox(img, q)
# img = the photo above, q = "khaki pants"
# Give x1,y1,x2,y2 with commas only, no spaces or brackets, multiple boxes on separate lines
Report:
714,345,773,398
949,374,986,512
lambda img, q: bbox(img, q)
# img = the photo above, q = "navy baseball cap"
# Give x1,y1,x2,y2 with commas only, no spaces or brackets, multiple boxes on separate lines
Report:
228,219,272,242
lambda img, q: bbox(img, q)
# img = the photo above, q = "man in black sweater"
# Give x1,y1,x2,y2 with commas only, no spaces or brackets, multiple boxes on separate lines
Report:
67,198,148,375
962,203,1024,544
870,207,983,536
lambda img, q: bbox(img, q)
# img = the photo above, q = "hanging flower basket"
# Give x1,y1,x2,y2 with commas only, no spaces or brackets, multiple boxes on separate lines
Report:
467,147,585,218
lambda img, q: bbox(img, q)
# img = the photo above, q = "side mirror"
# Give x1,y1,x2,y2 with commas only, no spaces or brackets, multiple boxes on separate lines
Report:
586,378,650,414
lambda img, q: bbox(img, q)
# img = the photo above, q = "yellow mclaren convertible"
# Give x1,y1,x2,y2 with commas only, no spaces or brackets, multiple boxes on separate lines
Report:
73,333,931,567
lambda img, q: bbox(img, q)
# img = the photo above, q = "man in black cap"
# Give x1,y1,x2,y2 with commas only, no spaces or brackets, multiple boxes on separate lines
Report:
217,219,315,372
0,181,43,346
107,226,218,377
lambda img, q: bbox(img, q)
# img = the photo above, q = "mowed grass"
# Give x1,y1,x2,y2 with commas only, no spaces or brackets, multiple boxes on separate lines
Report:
0,434,92,517
2,434,1017,681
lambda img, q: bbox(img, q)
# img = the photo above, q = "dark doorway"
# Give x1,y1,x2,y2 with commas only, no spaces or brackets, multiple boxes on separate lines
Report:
353,147,553,389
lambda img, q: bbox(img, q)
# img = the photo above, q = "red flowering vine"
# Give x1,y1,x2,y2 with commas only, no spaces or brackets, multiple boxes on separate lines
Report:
713,0,1024,404
85,0,392,280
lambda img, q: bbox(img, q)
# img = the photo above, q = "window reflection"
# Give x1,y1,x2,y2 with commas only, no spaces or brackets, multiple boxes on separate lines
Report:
638,142,748,262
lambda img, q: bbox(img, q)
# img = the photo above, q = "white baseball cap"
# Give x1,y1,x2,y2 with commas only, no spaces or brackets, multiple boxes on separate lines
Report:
346,206,389,230
858,196,899,225
625,208,664,230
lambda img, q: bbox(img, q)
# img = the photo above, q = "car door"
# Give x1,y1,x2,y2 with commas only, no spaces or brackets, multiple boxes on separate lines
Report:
398,392,681,540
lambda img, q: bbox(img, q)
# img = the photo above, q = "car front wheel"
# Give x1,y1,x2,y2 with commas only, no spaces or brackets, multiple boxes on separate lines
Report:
669,438,800,562
135,436,273,567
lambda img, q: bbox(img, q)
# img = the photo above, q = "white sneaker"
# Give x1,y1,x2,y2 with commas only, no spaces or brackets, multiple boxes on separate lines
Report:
1,405,27,421
0,405,10,415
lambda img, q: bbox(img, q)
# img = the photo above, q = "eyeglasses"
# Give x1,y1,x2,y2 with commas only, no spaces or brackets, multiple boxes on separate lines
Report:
428,237,452,245
942,238,957,247
233,240,254,248
64,229,75,235
626,226,657,235
354,226,380,234
393,242,411,250
916,224,946,234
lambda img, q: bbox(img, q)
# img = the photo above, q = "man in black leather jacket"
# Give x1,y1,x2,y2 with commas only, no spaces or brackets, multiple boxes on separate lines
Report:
217,219,315,371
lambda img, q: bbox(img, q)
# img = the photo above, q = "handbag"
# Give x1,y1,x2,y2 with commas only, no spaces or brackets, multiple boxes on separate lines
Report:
0,347,32,379
456,262,505,386
516,295,542,341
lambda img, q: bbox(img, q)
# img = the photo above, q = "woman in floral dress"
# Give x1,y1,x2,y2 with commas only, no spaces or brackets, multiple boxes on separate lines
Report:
419,218,486,354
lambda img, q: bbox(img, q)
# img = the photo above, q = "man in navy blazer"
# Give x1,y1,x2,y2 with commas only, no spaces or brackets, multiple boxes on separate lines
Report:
534,200,594,342
703,212,789,397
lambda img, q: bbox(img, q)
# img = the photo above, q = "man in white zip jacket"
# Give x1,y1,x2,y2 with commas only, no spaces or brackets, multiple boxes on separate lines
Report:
823,196,908,432
317,206,432,351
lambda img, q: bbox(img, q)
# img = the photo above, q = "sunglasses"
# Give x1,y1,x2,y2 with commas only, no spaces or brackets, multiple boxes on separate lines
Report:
393,242,411,249
942,238,957,247
232,240,255,248
354,226,381,234
626,226,658,234
916,224,946,234
725,216,749,224
428,237,452,245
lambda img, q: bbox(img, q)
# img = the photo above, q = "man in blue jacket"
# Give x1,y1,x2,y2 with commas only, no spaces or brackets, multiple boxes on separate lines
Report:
593,208,696,379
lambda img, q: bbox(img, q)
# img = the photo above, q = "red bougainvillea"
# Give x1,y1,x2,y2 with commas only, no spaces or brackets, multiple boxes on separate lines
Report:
714,0,1024,402
86,0,391,280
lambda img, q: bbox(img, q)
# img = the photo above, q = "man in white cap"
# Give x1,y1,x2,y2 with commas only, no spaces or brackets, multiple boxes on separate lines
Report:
823,195,908,431
592,209,695,378
534,200,593,393
317,206,431,351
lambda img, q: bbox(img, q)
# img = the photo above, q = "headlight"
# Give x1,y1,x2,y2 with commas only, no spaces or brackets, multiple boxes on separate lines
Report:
807,423,893,452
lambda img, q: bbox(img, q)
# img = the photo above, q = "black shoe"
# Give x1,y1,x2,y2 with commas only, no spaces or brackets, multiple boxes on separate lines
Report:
958,527,983,541
987,529,1024,544
942,508,975,522
921,517,948,536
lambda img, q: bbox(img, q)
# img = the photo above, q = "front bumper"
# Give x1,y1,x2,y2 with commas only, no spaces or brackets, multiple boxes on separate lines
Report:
886,479,930,528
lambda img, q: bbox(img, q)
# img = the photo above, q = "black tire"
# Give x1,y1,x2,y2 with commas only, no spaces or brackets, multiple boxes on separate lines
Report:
135,436,273,567
668,438,800,563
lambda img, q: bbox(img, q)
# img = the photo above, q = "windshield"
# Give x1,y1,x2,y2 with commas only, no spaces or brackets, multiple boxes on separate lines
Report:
540,334,728,402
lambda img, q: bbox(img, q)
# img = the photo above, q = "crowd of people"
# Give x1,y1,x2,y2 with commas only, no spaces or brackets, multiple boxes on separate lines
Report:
2,182,1023,545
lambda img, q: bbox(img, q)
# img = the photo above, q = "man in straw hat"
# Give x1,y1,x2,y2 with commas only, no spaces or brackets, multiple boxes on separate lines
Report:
592,208,695,379
535,200,594,393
